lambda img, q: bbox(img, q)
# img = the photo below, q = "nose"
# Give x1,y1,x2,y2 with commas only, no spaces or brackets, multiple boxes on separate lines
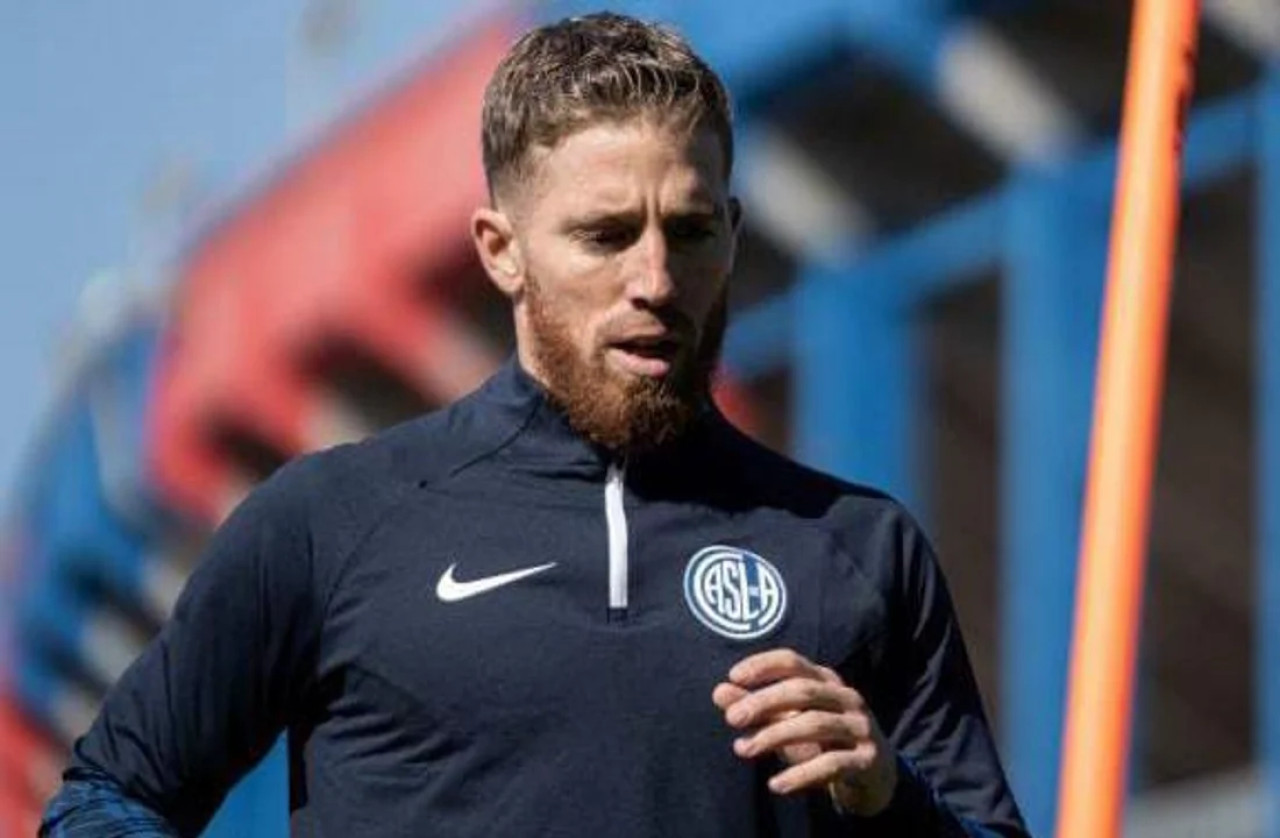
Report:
627,227,676,308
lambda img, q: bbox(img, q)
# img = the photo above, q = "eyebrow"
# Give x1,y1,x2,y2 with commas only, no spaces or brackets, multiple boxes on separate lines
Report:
564,209,643,230
665,205,722,222
564,200,724,229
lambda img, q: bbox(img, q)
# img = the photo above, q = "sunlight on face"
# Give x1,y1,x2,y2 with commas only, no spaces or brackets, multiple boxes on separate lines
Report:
474,116,740,451
519,118,735,372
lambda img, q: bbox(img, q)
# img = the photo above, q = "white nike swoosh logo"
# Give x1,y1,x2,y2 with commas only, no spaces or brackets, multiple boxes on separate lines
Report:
435,562,557,602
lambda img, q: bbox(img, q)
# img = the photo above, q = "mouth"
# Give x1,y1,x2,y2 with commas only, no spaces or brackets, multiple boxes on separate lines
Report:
606,334,684,378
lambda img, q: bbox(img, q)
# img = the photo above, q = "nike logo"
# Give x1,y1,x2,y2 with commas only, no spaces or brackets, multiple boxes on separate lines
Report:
435,562,557,602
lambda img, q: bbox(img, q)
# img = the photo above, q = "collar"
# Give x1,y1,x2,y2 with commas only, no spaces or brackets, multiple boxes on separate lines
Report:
478,356,612,472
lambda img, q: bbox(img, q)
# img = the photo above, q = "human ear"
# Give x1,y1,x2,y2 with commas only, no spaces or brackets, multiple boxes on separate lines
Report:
728,196,743,234
471,206,523,298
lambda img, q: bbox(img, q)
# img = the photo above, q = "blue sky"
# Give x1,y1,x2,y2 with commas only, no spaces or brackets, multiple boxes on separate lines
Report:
0,1,477,507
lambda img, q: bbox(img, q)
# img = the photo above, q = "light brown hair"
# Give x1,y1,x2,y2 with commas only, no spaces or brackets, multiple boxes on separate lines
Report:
481,12,734,202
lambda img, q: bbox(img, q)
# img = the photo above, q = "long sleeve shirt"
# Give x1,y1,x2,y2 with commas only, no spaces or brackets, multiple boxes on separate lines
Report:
42,359,1028,837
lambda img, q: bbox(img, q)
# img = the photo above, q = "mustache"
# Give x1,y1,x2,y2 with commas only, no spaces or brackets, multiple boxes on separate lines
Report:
604,309,699,343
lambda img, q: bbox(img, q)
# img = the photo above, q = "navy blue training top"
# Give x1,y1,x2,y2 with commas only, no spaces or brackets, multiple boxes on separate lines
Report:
42,359,1028,837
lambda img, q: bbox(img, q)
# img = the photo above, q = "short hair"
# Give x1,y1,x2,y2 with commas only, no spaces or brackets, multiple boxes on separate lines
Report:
481,12,734,202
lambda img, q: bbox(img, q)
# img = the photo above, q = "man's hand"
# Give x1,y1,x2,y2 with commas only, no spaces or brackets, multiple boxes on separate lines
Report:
712,648,898,817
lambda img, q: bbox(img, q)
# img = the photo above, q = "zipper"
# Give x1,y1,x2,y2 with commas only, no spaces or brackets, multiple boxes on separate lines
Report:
604,461,629,620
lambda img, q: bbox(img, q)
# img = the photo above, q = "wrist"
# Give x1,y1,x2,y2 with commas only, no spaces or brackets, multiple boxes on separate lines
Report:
827,748,900,817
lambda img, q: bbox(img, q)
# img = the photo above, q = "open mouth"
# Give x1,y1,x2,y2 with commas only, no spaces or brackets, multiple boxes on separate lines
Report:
608,335,683,376
613,336,680,357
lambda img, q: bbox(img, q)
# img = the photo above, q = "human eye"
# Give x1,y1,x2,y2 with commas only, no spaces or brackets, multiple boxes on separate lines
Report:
574,222,637,251
667,215,716,245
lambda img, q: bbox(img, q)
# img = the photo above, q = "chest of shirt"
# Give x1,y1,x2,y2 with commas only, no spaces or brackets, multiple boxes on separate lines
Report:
311,471,881,763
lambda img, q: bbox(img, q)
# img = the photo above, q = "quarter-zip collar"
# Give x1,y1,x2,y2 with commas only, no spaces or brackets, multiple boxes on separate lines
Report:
477,356,613,475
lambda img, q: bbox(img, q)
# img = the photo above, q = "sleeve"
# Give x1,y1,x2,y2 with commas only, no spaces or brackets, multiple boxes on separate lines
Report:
39,460,326,837
39,766,178,837
834,512,1030,837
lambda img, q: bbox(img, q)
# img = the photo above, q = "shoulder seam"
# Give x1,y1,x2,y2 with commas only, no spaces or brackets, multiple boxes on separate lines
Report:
802,498,898,664
430,398,540,487
315,481,418,634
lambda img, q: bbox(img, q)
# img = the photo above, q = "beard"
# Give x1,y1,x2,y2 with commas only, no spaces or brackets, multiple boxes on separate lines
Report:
524,278,727,455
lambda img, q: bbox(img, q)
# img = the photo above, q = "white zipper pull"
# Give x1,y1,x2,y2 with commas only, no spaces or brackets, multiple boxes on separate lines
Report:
604,461,629,617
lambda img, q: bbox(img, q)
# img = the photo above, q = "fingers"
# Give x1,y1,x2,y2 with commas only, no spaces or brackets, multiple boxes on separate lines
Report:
714,648,897,812
767,744,879,794
711,681,749,711
728,648,840,689
724,676,864,729
733,709,871,759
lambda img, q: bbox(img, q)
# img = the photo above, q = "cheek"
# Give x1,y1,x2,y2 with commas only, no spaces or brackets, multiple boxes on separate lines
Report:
531,234,622,295
675,249,732,315
528,255,620,348
557,274,622,332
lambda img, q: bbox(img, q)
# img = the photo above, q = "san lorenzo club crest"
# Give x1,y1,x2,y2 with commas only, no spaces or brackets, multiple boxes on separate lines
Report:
683,546,788,640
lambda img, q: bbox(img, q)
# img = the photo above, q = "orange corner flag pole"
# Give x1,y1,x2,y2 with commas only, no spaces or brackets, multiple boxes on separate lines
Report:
1055,2,1199,837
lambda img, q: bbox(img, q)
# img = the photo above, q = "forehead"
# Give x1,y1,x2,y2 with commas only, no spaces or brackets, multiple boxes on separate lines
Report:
518,118,728,213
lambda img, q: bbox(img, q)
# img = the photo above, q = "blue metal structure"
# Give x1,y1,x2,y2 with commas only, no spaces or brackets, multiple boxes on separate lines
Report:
726,89,1262,838
1000,166,1106,828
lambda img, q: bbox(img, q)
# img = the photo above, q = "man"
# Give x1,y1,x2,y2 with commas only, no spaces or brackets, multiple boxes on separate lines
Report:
42,12,1027,837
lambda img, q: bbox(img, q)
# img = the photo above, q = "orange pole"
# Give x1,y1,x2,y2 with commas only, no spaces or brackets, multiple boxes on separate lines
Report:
1055,2,1199,838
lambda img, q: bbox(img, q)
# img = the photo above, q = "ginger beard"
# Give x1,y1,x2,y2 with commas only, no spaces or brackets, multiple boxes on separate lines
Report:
525,275,728,454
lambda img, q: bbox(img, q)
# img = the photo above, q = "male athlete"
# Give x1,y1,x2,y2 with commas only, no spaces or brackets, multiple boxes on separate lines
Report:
42,13,1028,836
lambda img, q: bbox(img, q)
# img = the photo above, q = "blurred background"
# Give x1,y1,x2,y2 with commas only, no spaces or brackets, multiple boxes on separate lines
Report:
2,0,1278,835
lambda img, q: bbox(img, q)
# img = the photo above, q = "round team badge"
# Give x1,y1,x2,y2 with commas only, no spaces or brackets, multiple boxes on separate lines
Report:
682,546,788,640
